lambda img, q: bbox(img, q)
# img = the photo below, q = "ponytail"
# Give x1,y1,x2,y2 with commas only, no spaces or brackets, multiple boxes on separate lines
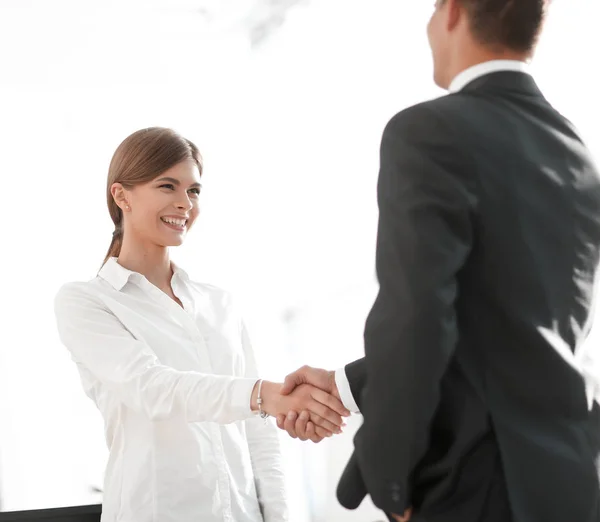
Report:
102,228,123,267
101,197,123,268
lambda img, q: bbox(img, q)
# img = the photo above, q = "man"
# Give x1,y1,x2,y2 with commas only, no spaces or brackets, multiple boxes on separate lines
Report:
277,0,600,521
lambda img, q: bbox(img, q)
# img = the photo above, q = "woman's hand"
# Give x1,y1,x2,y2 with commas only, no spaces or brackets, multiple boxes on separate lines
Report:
252,381,349,438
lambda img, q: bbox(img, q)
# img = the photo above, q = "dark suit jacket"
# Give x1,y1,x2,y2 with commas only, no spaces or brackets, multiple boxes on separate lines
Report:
338,71,600,522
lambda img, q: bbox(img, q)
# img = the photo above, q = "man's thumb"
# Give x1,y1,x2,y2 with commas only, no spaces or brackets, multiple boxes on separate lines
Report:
281,372,303,395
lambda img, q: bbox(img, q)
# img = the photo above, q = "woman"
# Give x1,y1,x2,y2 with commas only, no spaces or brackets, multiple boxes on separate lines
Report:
54,127,349,522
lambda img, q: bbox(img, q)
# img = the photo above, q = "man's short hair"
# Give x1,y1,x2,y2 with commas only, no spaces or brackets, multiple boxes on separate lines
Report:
456,0,547,53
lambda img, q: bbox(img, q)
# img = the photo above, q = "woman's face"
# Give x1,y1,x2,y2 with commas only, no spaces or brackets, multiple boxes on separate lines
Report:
120,160,202,248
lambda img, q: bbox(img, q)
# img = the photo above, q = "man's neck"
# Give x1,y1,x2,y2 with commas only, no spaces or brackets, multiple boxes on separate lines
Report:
446,47,530,89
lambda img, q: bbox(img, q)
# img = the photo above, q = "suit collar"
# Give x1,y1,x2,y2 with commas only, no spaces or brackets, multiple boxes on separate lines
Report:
459,70,544,98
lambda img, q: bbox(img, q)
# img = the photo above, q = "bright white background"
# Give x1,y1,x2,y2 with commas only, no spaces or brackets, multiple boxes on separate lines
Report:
0,0,598,520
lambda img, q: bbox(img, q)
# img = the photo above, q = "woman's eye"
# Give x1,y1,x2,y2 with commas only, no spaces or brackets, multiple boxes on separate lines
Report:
159,184,175,190
189,188,201,196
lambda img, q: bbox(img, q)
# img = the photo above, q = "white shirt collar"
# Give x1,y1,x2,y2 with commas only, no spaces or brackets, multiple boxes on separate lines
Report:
448,60,530,93
98,257,190,291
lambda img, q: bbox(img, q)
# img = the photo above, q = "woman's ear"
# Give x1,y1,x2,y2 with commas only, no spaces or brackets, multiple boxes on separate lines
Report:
111,182,130,211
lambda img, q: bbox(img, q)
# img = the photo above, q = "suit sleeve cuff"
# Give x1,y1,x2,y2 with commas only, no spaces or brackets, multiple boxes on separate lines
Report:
335,367,360,413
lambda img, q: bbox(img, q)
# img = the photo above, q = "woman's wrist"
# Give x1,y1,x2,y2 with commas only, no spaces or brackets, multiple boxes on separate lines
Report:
250,380,282,415
261,381,283,416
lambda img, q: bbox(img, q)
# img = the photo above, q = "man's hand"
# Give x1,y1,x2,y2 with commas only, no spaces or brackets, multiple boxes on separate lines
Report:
391,509,412,522
280,365,340,399
276,366,348,443
252,381,348,438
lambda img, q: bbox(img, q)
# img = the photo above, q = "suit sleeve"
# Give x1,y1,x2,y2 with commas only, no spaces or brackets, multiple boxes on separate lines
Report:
353,104,476,514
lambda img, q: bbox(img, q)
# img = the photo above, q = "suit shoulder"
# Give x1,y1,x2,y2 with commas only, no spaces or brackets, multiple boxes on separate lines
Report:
384,96,460,140
381,97,478,197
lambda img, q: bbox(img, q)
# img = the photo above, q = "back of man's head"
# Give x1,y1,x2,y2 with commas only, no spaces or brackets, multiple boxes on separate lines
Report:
459,0,548,54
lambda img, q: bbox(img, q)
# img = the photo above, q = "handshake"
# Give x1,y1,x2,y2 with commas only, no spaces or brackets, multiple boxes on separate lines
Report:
250,366,349,443
250,367,413,522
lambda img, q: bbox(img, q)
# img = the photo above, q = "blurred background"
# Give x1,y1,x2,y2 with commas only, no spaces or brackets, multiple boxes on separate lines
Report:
0,0,598,520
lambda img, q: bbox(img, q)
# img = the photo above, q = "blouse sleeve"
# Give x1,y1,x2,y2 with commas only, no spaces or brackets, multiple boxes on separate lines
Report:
54,283,259,424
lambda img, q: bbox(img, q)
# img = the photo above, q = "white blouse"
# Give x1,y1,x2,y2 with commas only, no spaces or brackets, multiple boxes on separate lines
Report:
54,257,288,522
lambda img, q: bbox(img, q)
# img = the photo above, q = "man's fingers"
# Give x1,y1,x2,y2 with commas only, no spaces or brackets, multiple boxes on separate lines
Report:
311,388,351,417
283,411,299,438
392,508,412,522
313,424,333,439
308,410,339,435
308,399,344,429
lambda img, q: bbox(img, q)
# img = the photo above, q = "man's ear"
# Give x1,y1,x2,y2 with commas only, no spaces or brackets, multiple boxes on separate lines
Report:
445,0,462,32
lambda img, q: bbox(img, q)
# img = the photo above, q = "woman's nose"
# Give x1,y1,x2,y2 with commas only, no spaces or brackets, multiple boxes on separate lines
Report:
176,194,193,211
